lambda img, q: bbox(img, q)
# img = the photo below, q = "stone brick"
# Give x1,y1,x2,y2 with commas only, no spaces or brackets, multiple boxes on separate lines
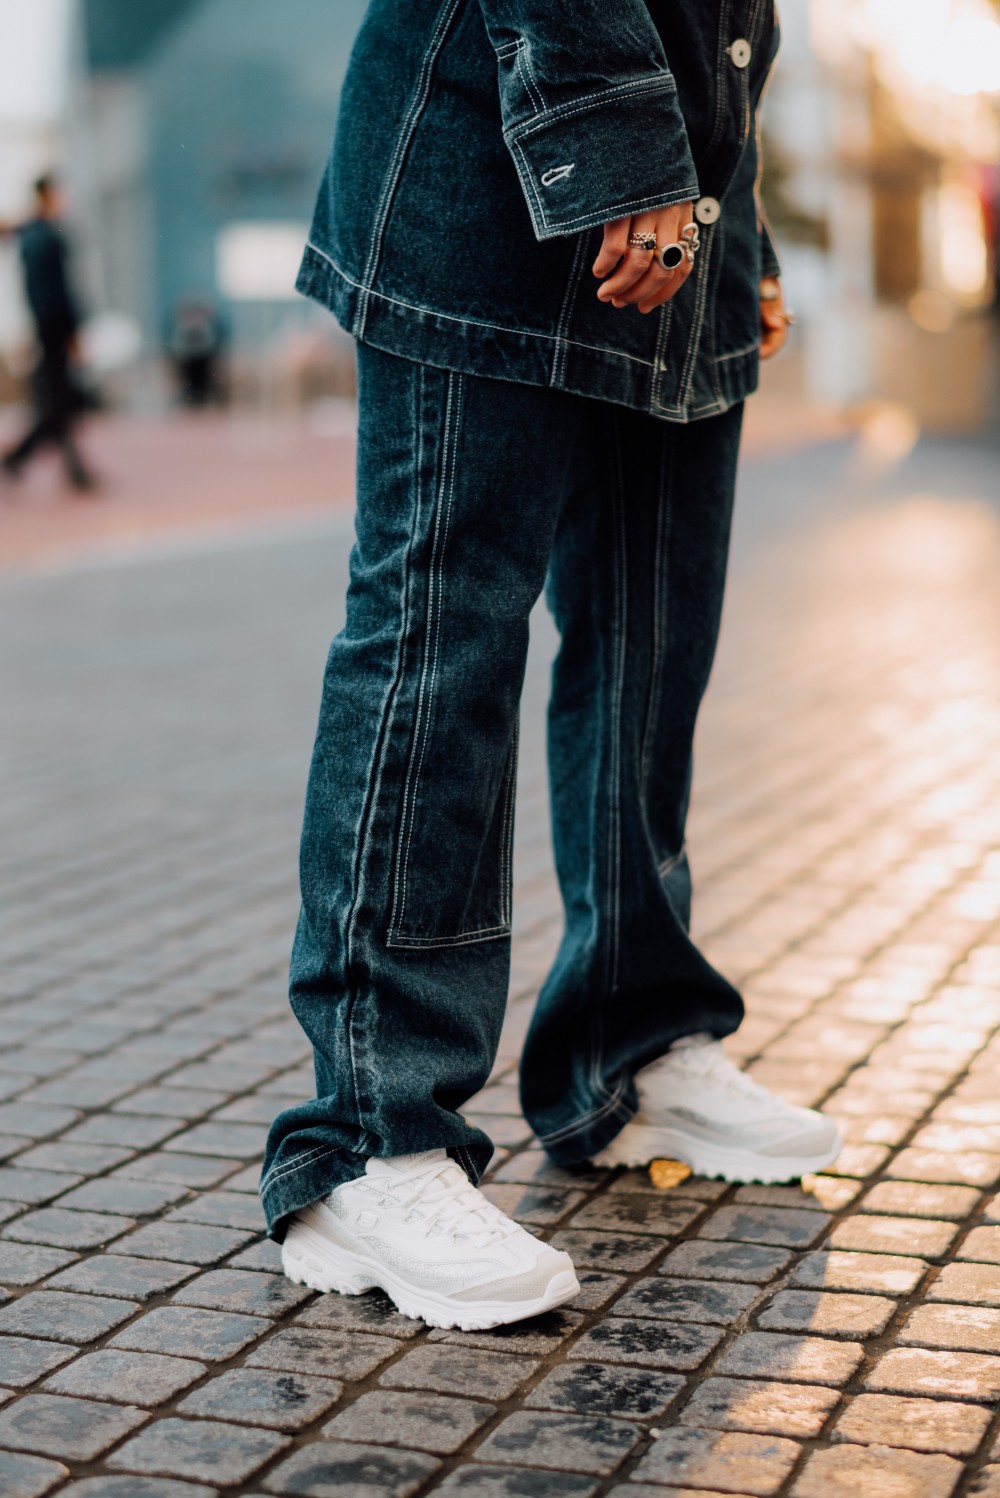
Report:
0,1290,138,1343
428,1311,583,1356
928,1263,1000,1306
631,1425,800,1495
480,1185,587,1226
758,1289,896,1338
887,1150,1000,1189
0,1170,84,1206
260,1441,439,1497
833,1393,991,1456
112,1087,228,1119
715,1332,865,1386
3,1207,134,1250
898,1303,1000,1354
865,1348,1000,1402
971,1467,1000,1497
610,1276,758,1325
698,1205,830,1248
62,1115,182,1150
959,1228,1000,1265
525,1363,685,1420
166,1123,267,1159
228,1240,283,1275
171,1268,310,1318
0,1105,80,1139
859,1182,982,1221
322,1390,494,1453
113,1154,243,1188
178,1368,343,1431
294,1290,422,1338
827,1215,956,1259
55,1180,189,1217
659,1239,792,1283
107,1416,289,1485
55,1479,216,1497
570,1271,627,1311
42,1350,206,1406
474,1410,640,1475
679,1377,840,1438
792,1250,928,1296
0,1337,76,1388
109,1306,266,1361
46,1254,196,1301
114,1221,256,1265
434,1467,597,1498
167,1192,265,1231
246,1327,397,1383
17,1143,134,1175
606,1170,726,1201
547,1229,663,1273
380,1345,539,1400
568,1194,703,1235
0,1243,77,1286
0,1451,69,1498
0,1393,148,1460
791,1443,962,1498
573,1309,729,1370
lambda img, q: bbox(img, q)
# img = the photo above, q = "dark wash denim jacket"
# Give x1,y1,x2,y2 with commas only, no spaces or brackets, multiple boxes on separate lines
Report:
297,0,780,422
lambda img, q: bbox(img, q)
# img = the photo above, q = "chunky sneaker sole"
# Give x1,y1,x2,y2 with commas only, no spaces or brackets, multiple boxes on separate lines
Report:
593,1119,843,1184
281,1216,579,1331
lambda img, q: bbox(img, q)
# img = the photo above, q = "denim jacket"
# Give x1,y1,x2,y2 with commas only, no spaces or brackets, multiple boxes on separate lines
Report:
297,0,780,422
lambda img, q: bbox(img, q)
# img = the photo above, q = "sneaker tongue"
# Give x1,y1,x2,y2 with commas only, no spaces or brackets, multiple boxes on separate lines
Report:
365,1149,448,1178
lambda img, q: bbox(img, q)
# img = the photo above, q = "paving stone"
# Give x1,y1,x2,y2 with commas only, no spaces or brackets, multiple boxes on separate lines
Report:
859,1182,982,1221
480,1185,588,1226
547,1230,663,1273
568,1195,704,1235
0,1105,80,1139
491,1150,605,1190
567,1316,723,1371
659,1239,792,1284
295,1291,423,1338
245,1327,402,1382
113,1087,229,1119
116,1221,257,1265
0,1336,77,1387
166,1123,265,1159
228,1240,283,1275
697,1205,829,1248
679,1376,840,1438
113,1154,243,1188
167,1193,266,1231
3,1207,134,1250
428,1312,583,1358
260,1441,439,1497
0,1392,148,1459
898,1303,1000,1354
833,1392,991,1456
0,1290,138,1343
610,1276,759,1325
0,1243,77,1286
887,1150,1000,1189
928,1263,1000,1306
322,1390,493,1452
0,1170,85,1206
109,1306,266,1361
107,1416,289,1484
171,1268,311,1317
55,1180,189,1217
58,1480,217,1497
46,1254,196,1301
741,1177,861,1212
43,1350,206,1406
792,1250,929,1296
827,1215,957,1259
758,1289,896,1338
971,1469,1000,1498
63,1114,183,1149
179,1368,343,1431
607,1171,728,1202
791,1443,962,1498
474,1410,640,1475
0,1450,69,1498
959,1227,1000,1265
17,1142,135,1175
715,1332,865,1386
866,1348,1000,1402
525,1362,685,1420
570,1271,627,1311
631,1425,800,1495
380,1345,539,1400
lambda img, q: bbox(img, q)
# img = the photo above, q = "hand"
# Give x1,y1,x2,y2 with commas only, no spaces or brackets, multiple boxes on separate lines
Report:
594,202,696,314
759,277,793,360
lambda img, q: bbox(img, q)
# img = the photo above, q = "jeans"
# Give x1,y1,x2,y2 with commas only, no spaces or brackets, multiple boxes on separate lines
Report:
261,344,744,1237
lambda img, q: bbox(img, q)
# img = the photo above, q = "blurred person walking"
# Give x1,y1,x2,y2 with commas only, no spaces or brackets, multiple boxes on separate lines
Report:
1,175,96,493
262,0,837,1331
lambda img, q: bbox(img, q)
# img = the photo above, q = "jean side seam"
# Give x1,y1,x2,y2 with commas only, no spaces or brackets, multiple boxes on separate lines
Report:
640,429,674,803
550,233,589,390
537,1074,631,1145
259,1139,338,1196
500,719,518,927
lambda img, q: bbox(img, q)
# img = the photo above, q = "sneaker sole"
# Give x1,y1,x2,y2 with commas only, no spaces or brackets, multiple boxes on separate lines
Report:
591,1121,844,1184
281,1220,580,1332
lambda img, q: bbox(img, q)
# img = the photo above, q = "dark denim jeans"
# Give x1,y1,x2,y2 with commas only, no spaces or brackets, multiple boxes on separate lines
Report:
261,344,744,1237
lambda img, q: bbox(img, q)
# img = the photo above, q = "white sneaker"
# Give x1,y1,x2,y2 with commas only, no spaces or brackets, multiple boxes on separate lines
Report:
281,1149,579,1331
592,1033,843,1183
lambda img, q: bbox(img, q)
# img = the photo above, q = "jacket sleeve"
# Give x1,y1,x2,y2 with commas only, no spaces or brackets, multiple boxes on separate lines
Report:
759,213,782,280
475,1,699,241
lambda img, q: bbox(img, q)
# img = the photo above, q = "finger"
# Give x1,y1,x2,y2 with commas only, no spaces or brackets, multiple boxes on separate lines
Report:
760,326,787,360
593,218,631,279
610,202,697,306
597,206,678,300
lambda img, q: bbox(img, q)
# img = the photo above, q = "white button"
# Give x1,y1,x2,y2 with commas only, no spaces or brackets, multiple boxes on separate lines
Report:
694,196,722,225
728,38,752,68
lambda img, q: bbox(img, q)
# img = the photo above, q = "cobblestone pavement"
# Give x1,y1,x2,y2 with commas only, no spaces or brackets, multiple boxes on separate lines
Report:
3,431,1000,1497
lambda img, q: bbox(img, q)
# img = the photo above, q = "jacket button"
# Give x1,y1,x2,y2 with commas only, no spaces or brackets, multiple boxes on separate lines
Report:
694,196,722,225
728,38,752,68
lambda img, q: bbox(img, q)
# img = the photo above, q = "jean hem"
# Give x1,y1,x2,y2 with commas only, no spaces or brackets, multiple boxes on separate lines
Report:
259,1145,368,1242
537,1088,637,1169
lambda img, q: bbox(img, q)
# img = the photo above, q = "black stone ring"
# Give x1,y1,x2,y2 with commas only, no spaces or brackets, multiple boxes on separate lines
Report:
627,232,657,252
656,242,686,271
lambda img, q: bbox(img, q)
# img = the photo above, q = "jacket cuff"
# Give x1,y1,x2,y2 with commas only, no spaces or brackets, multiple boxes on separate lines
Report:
759,218,782,280
505,77,699,241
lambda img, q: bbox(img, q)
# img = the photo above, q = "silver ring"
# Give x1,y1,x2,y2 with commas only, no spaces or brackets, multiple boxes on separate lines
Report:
627,232,656,252
656,242,685,271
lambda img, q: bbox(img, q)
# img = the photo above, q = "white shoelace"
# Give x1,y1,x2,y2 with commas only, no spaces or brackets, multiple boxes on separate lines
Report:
388,1158,517,1247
